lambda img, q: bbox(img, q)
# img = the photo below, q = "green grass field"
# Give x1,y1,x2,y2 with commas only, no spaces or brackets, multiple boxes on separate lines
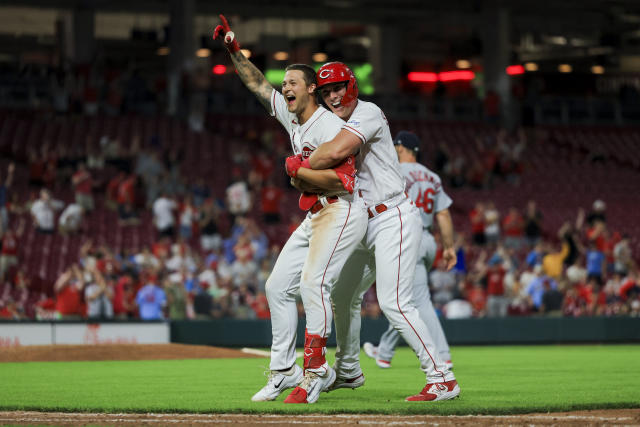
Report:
1,345,639,415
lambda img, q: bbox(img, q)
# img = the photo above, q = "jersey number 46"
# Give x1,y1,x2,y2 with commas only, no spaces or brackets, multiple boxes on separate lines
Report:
415,189,435,214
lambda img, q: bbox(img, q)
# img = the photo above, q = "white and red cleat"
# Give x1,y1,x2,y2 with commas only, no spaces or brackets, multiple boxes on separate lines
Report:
405,379,460,402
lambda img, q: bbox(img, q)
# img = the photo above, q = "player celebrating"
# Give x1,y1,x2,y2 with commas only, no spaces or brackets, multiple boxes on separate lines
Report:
361,131,455,370
214,16,368,404
308,63,460,401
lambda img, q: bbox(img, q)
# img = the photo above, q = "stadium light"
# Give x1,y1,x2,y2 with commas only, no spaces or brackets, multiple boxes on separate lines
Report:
407,72,438,82
156,46,170,56
524,62,539,72
312,52,328,62
438,70,475,81
273,51,289,61
456,59,471,69
196,48,211,58
408,71,475,83
212,64,227,75
558,64,572,73
506,65,525,75
591,65,605,74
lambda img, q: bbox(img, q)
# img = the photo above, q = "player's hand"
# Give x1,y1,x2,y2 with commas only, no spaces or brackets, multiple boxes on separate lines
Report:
333,155,357,194
285,154,303,178
442,247,457,271
213,14,240,53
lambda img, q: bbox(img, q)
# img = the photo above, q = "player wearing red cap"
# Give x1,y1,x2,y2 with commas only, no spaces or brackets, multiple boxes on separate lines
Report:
308,62,460,402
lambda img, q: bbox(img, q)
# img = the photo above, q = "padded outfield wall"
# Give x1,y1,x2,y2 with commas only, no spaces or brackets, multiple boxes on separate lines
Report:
169,317,640,347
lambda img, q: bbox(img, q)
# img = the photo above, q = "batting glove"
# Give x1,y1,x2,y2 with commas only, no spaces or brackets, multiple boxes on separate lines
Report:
285,154,303,178
213,14,240,53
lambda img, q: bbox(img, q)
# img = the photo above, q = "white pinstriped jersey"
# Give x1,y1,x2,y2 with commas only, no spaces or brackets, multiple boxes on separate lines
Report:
341,100,405,206
269,89,352,198
400,162,452,228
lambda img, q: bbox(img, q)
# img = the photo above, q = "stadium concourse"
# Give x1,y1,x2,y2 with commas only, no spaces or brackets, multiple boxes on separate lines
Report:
0,111,639,321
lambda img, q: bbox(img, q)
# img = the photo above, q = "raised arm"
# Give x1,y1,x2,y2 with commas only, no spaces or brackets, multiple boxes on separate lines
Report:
214,14,273,110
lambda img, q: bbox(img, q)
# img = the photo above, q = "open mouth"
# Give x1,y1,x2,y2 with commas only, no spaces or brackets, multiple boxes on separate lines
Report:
286,94,296,105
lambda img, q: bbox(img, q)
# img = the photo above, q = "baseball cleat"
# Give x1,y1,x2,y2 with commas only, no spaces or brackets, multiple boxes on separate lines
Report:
284,367,336,404
362,342,378,359
405,379,460,402
251,364,303,402
327,373,365,391
363,342,391,368
376,359,391,369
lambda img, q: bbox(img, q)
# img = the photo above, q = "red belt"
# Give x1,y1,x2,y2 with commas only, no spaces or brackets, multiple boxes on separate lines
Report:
309,196,339,214
367,204,387,219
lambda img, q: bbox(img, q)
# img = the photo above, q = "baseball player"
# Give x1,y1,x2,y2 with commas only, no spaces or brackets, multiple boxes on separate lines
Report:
214,16,368,404
308,63,459,401
362,131,454,370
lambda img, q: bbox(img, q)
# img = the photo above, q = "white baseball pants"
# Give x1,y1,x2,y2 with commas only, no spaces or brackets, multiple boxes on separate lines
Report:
331,199,454,383
265,198,367,371
376,231,451,363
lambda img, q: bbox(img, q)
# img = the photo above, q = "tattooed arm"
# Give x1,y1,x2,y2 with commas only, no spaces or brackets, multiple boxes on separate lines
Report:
214,14,273,111
229,51,273,111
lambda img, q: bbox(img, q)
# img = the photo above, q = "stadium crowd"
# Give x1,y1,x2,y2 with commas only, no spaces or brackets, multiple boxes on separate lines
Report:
0,111,638,321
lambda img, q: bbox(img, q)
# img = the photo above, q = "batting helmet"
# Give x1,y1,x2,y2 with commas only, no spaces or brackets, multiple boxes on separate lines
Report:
316,62,358,107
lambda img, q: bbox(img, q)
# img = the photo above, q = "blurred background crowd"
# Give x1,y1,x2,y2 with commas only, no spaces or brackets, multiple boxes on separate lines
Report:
0,1,639,321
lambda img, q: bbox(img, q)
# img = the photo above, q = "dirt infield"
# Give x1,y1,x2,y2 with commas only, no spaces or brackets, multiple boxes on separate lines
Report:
0,343,262,362
0,409,638,426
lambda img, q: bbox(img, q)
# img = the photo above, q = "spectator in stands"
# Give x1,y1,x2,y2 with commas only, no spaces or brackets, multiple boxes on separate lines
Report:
30,189,63,234
152,192,177,238
106,171,125,211
613,234,633,276
72,162,94,211
0,219,23,281
430,258,458,308
260,179,283,224
485,254,508,317
164,276,187,320
58,203,84,234
586,199,606,226
135,274,166,320
54,264,85,319
193,281,214,319
502,207,525,249
469,202,486,245
540,279,564,316
113,275,136,319
526,275,558,312
526,241,545,268
178,195,196,240
484,202,501,245
542,222,579,280
117,173,139,225
0,163,15,231
199,198,222,252
84,266,114,320
524,200,543,246
226,173,251,220
586,241,606,285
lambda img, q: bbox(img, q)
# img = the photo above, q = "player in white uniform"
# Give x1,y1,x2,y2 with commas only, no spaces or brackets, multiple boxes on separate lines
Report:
309,63,460,402
214,16,368,404
362,131,455,369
